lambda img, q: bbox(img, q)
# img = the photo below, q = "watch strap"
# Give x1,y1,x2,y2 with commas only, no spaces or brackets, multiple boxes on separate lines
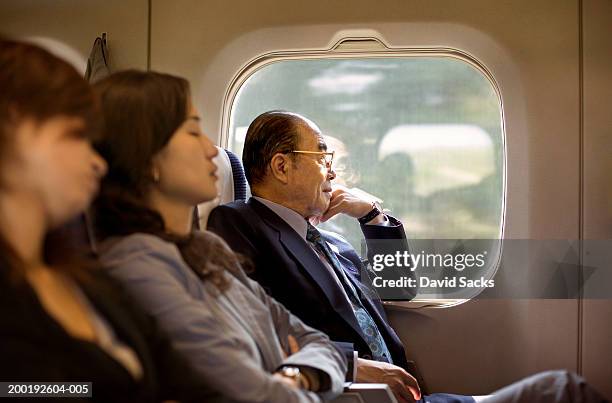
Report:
358,202,382,224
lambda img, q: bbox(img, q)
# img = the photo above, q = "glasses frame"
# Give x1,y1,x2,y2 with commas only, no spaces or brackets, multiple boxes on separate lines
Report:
288,150,335,170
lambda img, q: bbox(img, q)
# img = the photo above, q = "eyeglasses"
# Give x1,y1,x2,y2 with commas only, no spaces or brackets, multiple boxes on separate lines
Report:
288,150,335,170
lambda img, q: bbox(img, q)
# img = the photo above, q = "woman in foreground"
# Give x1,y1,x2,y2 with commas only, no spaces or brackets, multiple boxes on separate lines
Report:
92,70,347,403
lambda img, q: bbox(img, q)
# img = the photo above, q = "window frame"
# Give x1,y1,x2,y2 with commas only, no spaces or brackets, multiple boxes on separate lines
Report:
220,36,507,308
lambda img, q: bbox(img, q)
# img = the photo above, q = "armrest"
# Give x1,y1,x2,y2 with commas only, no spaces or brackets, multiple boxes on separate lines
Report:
331,383,397,403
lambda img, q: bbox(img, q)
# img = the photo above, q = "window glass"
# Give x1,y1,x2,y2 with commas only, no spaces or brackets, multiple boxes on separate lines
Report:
228,56,504,296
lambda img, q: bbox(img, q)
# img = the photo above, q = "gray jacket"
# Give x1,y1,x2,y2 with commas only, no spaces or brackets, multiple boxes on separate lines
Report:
100,233,347,403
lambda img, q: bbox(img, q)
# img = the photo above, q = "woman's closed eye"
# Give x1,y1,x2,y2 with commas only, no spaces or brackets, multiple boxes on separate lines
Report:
65,129,98,144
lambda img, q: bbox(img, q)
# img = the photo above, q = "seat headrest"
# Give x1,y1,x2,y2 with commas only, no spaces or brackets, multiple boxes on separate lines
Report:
196,146,250,229
225,149,248,201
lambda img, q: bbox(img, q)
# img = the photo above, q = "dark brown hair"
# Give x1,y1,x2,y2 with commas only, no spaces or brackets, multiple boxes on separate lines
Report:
93,70,189,199
242,110,304,186
0,39,100,280
92,70,238,290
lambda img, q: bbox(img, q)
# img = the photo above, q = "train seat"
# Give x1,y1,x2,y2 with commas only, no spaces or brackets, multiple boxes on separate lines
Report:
196,146,250,229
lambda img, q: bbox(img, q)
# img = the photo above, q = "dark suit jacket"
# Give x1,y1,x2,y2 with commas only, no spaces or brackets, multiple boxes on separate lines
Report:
208,198,415,377
0,268,214,403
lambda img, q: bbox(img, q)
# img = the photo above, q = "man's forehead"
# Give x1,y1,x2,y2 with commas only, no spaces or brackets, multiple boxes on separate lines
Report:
297,124,327,151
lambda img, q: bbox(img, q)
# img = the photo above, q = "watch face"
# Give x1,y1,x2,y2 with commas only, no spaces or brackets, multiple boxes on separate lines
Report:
282,367,300,377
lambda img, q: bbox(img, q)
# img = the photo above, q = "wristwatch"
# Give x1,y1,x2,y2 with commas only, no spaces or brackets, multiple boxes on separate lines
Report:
278,366,310,390
358,201,383,224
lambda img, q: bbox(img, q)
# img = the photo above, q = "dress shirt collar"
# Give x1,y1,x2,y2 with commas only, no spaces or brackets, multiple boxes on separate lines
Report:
252,196,309,240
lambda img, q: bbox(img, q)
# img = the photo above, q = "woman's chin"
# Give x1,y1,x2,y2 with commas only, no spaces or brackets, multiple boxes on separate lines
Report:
48,208,85,230
196,190,220,205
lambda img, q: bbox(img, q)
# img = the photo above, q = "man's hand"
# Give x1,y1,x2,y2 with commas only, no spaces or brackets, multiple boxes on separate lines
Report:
356,358,421,403
320,185,385,224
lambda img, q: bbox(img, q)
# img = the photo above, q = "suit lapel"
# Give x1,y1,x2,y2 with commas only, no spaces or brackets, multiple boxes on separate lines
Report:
248,199,365,339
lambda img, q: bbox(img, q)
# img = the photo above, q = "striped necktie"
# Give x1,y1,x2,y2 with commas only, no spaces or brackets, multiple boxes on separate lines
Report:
306,223,392,363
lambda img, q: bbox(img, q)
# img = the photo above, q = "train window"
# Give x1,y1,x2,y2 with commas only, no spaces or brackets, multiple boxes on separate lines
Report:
226,52,505,301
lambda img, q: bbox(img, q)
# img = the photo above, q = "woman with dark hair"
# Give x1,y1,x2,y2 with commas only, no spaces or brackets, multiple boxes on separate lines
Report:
0,39,214,402
92,70,346,403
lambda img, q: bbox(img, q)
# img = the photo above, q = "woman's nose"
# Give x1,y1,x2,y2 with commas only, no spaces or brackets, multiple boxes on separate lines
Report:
92,149,108,178
201,133,219,159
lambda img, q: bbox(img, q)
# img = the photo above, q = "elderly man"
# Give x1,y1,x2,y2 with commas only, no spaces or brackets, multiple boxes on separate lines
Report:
207,111,607,403
208,110,465,402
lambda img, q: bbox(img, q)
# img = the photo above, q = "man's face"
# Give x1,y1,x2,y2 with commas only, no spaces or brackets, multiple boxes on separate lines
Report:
289,123,336,218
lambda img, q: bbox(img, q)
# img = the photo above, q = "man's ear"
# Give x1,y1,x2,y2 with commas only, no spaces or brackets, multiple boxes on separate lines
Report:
269,153,290,184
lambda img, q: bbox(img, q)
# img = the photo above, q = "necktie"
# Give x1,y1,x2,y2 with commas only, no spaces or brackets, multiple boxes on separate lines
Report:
306,223,392,363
